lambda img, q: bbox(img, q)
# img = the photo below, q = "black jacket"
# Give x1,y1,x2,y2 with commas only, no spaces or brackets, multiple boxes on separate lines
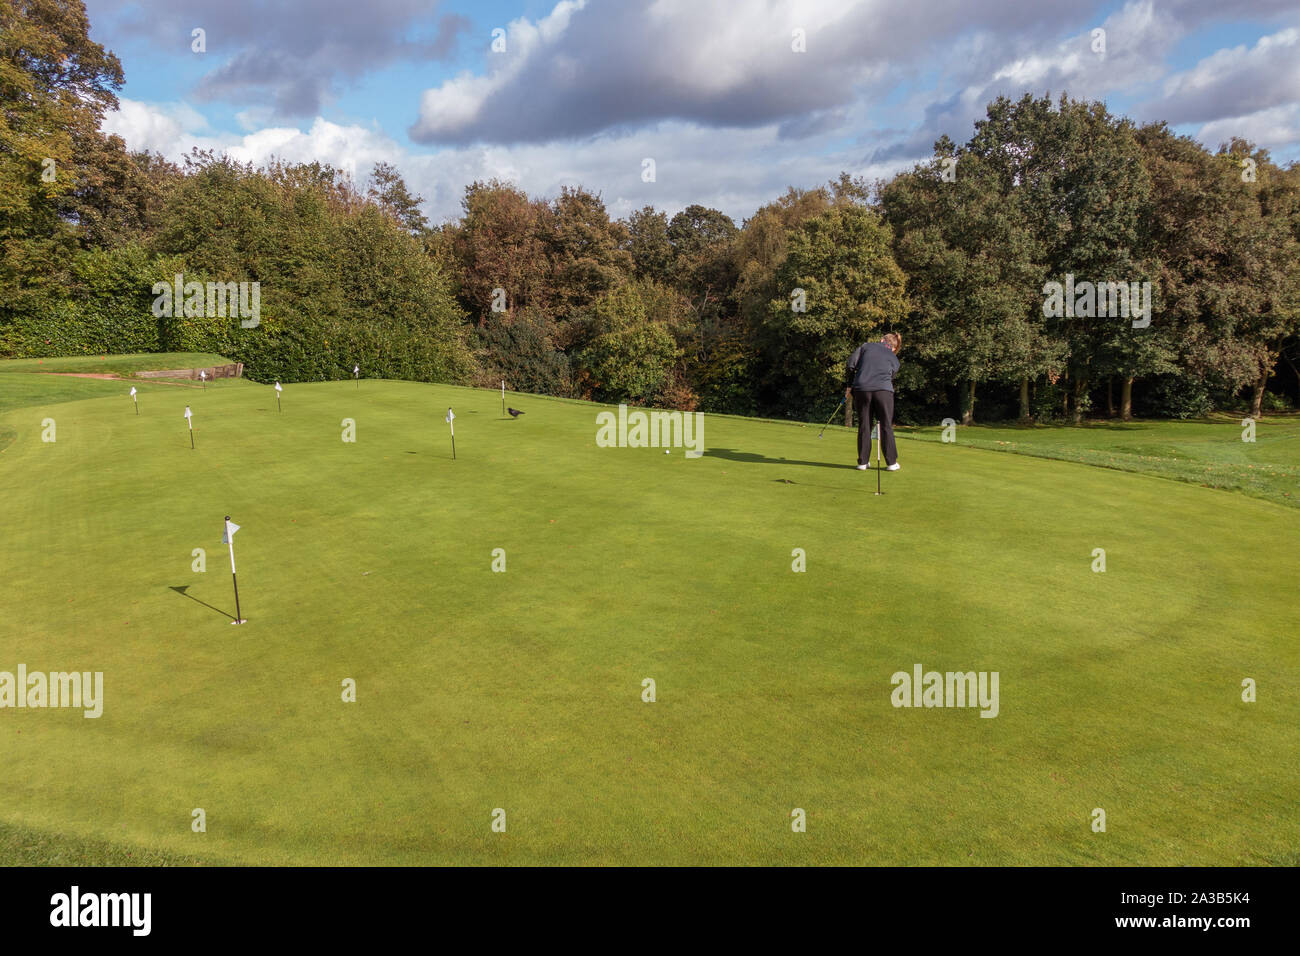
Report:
846,341,899,392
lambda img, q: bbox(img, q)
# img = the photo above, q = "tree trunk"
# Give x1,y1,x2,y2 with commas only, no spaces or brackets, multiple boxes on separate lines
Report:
1250,367,1268,419
1018,376,1030,423
961,379,976,425
1071,376,1088,425
1106,377,1114,418
1120,376,1133,422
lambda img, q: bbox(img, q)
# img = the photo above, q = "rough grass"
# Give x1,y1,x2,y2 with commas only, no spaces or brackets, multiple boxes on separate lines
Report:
898,414,1300,509
0,352,234,377
0,356,232,416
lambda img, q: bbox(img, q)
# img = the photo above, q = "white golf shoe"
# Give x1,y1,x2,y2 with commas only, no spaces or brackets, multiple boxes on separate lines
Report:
856,464,868,470
887,463,900,471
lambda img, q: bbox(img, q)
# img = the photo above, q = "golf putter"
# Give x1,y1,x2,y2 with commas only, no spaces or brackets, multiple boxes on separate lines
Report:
818,397,846,438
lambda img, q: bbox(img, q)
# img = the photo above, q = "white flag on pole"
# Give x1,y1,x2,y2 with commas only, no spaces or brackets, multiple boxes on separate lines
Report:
200,370,206,381
129,387,137,397
445,408,455,424
353,365,359,375
184,406,192,421
222,515,244,622
274,381,282,392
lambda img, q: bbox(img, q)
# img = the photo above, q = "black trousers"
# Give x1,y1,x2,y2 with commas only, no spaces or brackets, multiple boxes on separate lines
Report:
852,389,897,466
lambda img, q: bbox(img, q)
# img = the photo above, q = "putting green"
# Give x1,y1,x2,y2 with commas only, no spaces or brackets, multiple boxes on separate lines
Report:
1,366,1296,865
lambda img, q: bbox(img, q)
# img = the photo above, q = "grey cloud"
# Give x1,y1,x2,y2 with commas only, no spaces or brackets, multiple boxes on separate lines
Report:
409,0,1111,146
1140,29,1300,125
86,0,469,117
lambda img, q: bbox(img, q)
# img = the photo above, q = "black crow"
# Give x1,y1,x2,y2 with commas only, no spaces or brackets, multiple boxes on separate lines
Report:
507,407,524,418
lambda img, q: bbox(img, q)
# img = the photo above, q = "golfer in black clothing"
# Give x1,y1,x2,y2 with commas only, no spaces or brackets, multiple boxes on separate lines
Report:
845,332,901,471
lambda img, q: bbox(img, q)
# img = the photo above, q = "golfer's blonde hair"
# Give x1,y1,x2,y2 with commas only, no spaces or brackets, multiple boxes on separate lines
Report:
883,332,902,352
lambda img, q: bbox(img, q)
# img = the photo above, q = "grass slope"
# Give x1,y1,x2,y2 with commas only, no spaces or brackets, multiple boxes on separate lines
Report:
1,370,1296,865
0,352,231,420
901,415,1300,510
0,352,234,376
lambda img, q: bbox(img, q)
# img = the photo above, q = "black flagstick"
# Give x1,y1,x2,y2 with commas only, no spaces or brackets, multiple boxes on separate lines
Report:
276,382,281,412
225,516,243,625
186,406,194,449
502,379,505,417
875,423,882,496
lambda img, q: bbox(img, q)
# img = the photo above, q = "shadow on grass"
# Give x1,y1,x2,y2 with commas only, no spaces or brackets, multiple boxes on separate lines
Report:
903,420,1158,433
170,585,233,621
708,447,858,470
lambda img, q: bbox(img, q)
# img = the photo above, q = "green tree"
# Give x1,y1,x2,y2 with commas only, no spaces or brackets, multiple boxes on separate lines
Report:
721,178,862,418
666,203,738,316
1213,139,1300,417
760,205,907,417
967,94,1154,422
622,205,673,285
475,307,572,397
881,145,1055,423
367,161,428,234
544,185,632,323
732,186,834,325
0,0,123,345
450,179,551,322
577,281,681,404
1126,123,1236,420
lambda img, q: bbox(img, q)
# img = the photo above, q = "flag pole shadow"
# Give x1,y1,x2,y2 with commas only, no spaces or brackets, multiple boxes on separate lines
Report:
169,585,233,621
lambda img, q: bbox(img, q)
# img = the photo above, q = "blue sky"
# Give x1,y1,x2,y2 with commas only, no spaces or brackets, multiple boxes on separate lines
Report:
88,0,1300,224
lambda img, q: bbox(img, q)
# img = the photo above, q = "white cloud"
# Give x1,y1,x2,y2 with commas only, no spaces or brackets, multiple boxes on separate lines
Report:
101,98,909,225
99,2,1300,229
101,99,401,184
410,0,588,142
101,100,211,152
407,0,1084,145
1153,27,1300,124
1197,103,1300,153
990,2,1178,99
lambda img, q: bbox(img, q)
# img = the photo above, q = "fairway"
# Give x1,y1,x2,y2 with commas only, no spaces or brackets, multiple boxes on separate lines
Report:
1,366,1296,866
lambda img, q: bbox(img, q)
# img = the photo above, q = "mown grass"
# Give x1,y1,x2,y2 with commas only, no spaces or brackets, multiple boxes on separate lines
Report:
0,820,226,866
1,361,1296,865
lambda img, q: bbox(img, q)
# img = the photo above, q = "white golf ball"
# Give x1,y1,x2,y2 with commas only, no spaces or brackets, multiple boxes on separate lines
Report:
665,449,670,454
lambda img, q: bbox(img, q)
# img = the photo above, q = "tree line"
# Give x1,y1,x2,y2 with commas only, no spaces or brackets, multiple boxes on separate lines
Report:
3,0,1297,424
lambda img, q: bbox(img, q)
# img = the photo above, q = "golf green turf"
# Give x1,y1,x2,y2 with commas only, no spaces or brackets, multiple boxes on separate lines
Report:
1,365,1296,865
